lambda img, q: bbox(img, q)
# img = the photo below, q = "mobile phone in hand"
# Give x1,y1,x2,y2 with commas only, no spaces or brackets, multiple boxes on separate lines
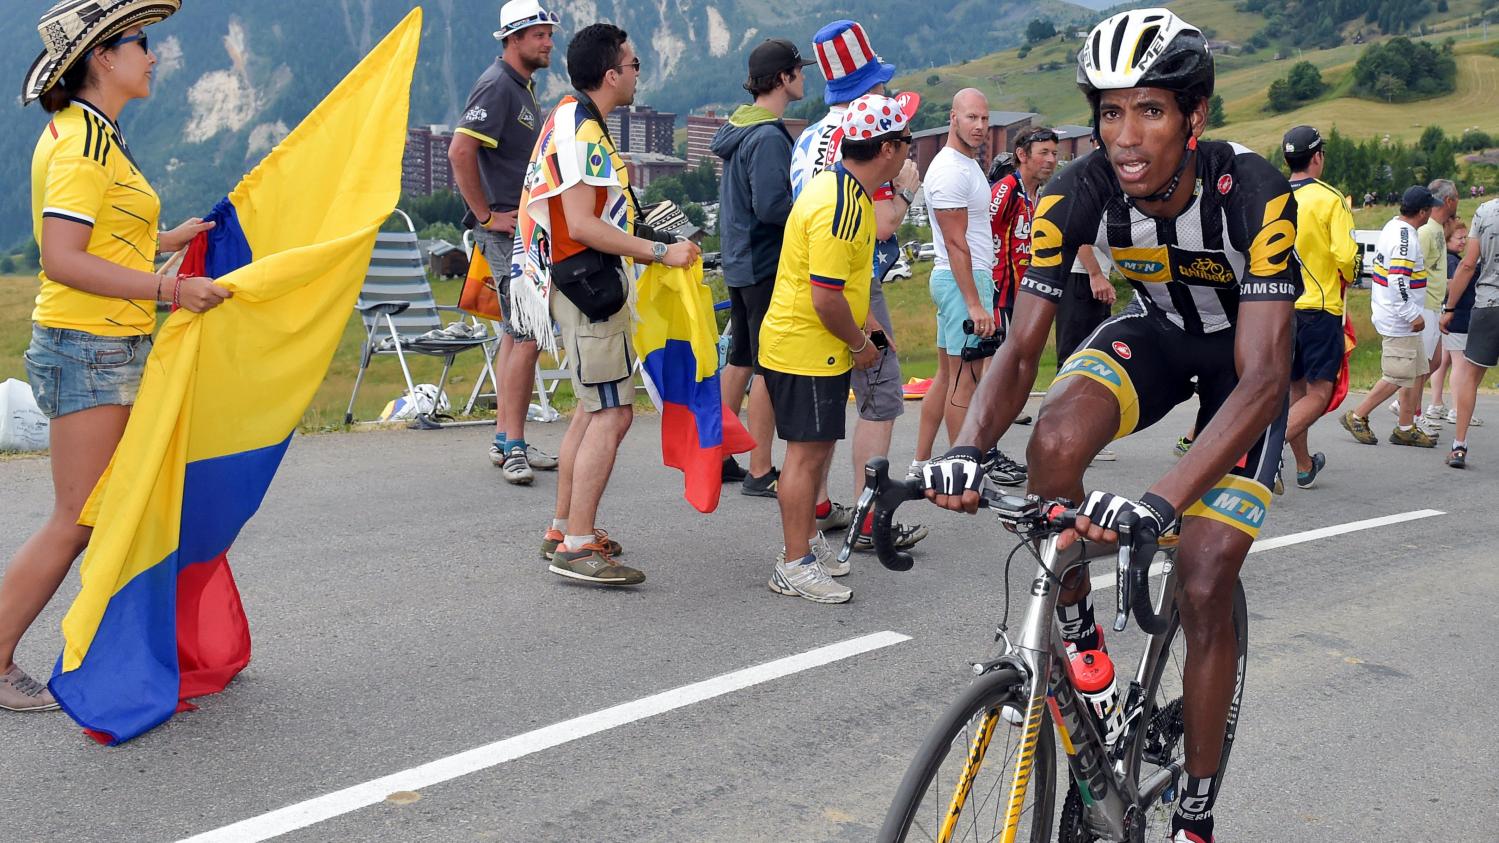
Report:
870,330,889,351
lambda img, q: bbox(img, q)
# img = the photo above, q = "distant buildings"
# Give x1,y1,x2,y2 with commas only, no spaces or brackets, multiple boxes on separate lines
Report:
911,110,1038,178
403,125,456,197
608,105,677,156
685,109,809,178
1053,124,1096,162
622,152,689,190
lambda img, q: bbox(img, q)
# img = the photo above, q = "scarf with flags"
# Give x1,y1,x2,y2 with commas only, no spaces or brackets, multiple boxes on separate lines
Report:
48,9,421,745
510,95,634,352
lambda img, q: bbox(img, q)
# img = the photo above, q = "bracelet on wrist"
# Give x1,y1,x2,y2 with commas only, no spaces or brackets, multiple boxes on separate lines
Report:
849,335,870,354
479,213,493,227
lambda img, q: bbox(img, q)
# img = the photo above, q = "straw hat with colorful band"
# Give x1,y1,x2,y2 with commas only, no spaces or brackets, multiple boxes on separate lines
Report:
494,0,560,41
812,19,895,105
23,0,180,106
838,93,917,141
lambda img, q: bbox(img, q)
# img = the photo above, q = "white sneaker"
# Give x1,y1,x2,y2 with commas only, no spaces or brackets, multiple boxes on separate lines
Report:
1416,415,1441,437
906,459,928,480
1426,403,1449,419
769,554,852,603
1092,448,1118,462
1445,407,1484,426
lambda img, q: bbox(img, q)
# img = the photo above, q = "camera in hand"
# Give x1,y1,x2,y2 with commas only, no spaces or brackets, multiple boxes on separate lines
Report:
960,318,1003,362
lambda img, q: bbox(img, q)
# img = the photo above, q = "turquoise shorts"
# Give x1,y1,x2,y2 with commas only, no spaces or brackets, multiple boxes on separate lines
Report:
22,324,150,419
930,267,996,355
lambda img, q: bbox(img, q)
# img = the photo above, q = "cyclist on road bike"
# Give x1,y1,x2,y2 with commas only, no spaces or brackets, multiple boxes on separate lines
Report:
923,9,1298,842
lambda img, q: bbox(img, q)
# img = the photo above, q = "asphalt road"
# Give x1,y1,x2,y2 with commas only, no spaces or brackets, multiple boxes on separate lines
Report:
3,394,1498,842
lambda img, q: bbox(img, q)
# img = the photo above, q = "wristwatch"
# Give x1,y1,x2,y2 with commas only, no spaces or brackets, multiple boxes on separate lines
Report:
651,241,668,263
897,188,916,205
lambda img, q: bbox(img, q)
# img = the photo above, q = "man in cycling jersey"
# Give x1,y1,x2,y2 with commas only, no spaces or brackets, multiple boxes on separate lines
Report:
924,10,1297,842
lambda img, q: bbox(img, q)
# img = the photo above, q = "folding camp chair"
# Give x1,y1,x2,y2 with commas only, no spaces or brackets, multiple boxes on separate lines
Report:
345,211,496,425
458,229,564,422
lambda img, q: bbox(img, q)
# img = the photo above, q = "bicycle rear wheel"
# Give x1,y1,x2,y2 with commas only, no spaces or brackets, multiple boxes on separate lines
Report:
879,667,1056,843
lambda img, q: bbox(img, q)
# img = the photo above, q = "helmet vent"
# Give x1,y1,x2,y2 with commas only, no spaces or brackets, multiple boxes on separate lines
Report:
1132,26,1161,69
1109,18,1129,71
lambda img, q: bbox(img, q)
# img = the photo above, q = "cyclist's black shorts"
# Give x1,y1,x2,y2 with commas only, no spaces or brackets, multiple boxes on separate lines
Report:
1052,309,1286,539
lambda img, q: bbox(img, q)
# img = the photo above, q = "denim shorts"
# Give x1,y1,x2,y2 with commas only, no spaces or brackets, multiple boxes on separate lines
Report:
22,324,150,419
930,267,996,355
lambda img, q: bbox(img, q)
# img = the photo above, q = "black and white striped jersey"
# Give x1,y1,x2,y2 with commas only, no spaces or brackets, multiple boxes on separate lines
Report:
1022,141,1300,335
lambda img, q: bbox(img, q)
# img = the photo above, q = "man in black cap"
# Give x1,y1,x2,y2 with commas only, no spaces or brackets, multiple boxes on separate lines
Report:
711,39,814,488
1282,125,1358,488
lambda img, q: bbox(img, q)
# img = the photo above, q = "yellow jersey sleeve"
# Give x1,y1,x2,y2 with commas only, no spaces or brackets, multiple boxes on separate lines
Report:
42,154,109,227
806,175,866,291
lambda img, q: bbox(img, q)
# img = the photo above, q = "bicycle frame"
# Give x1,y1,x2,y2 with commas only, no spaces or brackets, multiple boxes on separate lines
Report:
956,534,1186,842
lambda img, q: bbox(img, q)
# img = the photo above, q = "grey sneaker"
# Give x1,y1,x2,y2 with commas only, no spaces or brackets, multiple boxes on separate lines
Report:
769,554,852,604
853,521,930,553
502,446,535,485
815,501,855,533
906,459,928,480
812,531,849,577
549,542,645,586
1296,452,1326,489
525,444,559,470
0,665,60,712
985,449,1028,486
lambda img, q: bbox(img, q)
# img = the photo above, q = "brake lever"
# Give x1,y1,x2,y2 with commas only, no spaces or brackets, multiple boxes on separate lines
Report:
1113,510,1138,633
837,483,878,565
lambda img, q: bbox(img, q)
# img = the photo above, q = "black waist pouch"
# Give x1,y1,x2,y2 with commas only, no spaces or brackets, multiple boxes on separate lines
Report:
552,248,626,322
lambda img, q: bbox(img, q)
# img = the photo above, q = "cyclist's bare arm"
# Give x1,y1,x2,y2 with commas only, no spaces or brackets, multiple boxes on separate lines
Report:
1072,298,1293,543
927,290,1058,513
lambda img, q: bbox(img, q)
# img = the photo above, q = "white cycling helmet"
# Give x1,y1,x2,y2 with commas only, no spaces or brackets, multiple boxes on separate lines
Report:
1076,8,1213,102
494,0,560,41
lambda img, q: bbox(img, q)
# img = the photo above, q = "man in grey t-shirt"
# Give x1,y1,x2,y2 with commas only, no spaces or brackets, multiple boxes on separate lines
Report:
1439,197,1499,467
449,0,559,484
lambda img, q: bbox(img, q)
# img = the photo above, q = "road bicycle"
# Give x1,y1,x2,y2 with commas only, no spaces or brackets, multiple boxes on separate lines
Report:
838,459,1248,843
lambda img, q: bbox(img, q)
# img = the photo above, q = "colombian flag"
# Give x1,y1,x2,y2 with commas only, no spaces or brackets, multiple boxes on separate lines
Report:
634,263,755,513
49,10,421,745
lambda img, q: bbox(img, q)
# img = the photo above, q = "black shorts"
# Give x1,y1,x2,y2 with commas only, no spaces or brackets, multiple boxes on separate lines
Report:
759,366,850,442
1052,310,1287,539
726,279,775,368
1291,309,1343,384
1466,306,1499,369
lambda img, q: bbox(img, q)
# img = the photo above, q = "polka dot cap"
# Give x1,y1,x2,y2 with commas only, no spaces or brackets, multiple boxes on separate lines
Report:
839,93,917,141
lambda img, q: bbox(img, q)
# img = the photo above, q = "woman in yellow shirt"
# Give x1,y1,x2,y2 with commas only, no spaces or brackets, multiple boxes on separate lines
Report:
0,1,232,712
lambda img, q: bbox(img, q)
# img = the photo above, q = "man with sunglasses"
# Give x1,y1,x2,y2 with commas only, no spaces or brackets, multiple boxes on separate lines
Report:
761,95,917,604
451,0,561,485
787,19,928,554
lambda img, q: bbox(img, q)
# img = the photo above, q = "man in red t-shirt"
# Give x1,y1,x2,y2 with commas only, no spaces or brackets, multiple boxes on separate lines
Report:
989,126,1060,330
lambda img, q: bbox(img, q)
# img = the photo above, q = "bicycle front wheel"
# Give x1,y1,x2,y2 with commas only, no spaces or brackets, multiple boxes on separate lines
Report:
879,667,1056,843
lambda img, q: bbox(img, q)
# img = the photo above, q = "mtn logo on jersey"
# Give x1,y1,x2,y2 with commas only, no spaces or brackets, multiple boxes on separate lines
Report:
1112,341,1132,359
1218,174,1234,195
1200,483,1269,533
1058,350,1123,389
1110,245,1238,287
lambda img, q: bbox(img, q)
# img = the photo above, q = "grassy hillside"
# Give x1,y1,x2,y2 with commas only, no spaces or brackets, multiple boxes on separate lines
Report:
893,0,1499,153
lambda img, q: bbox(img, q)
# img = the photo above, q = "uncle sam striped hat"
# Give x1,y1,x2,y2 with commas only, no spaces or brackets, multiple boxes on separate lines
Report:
813,20,895,105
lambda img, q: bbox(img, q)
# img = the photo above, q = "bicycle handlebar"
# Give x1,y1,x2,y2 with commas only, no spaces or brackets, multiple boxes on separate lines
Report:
840,459,1170,635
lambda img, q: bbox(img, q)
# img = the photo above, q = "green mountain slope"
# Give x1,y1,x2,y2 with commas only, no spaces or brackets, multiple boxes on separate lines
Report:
892,0,1499,154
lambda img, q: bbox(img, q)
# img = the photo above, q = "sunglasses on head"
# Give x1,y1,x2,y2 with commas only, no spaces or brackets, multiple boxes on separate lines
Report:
1018,128,1058,145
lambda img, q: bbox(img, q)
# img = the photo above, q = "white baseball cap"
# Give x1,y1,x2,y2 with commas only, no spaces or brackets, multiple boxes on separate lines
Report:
495,0,560,41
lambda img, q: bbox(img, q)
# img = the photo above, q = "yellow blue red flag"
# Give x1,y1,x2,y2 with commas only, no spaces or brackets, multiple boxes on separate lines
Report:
634,263,755,513
49,9,422,744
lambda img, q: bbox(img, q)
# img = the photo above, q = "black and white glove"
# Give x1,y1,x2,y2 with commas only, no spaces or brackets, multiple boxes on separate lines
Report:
1078,490,1177,536
923,446,987,496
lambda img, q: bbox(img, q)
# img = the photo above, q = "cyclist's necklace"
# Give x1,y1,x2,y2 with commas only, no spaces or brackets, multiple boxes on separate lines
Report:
1125,137,1198,208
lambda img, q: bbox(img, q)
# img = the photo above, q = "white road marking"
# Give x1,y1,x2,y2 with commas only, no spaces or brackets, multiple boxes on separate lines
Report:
1088,508,1445,592
177,631,912,843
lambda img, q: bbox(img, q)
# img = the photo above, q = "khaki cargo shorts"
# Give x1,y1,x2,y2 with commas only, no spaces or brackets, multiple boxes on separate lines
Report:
1379,333,1425,388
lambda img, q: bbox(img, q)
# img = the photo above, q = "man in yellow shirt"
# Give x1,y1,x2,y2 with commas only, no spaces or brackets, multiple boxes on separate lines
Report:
1282,126,1358,489
759,93,914,604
